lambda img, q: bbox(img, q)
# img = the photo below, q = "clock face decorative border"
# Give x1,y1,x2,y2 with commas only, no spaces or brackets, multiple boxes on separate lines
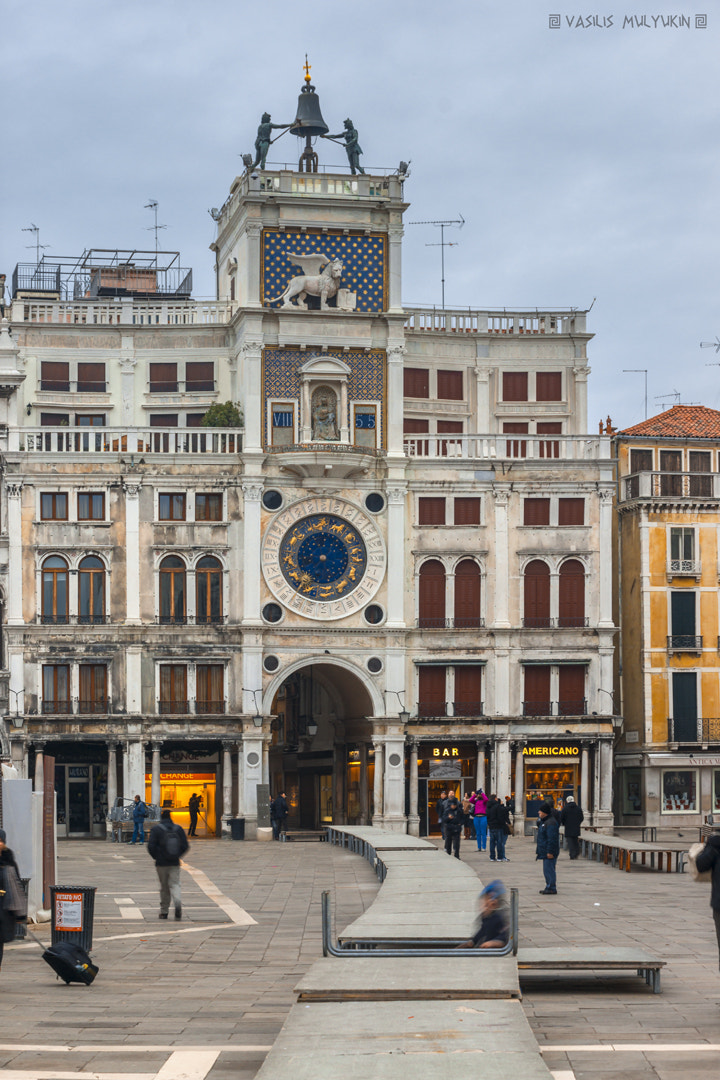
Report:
262,496,386,621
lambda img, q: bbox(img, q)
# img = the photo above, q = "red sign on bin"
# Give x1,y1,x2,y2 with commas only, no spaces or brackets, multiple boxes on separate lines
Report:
55,892,83,932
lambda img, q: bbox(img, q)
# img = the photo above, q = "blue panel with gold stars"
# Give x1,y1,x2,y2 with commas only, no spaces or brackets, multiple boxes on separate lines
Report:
262,229,387,312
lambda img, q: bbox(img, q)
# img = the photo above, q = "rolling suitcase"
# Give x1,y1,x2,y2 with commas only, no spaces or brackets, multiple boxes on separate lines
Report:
28,930,99,985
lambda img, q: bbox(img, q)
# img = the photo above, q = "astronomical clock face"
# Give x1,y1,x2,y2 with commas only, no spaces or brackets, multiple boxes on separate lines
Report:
262,497,386,621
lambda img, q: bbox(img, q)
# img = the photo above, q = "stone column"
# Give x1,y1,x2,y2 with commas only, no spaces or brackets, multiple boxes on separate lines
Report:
33,743,45,793
572,365,589,437
222,742,233,836
494,738,511,799
262,737,270,787
386,346,406,456
382,728,407,832
513,743,525,833
126,646,142,714
242,484,264,624
475,368,491,431
124,483,142,625
407,738,420,837
359,742,369,825
107,743,118,826
598,489,614,628
119,352,137,425
236,743,245,820
476,741,485,789
493,487,511,627
387,225,404,313
372,739,384,825
598,739,614,828
386,486,407,626
242,727,264,838
239,338,263,451
581,742,590,815
124,740,145,802
6,483,23,625
242,222,263,308
151,743,161,807
333,742,346,825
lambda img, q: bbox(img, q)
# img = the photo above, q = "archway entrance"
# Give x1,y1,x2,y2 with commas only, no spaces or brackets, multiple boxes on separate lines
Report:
268,663,375,830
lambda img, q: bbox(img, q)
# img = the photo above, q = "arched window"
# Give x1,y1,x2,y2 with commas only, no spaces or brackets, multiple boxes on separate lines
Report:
159,556,186,624
196,556,223,624
418,560,446,628
42,556,69,624
454,560,482,628
558,559,585,627
523,560,550,628
78,555,105,624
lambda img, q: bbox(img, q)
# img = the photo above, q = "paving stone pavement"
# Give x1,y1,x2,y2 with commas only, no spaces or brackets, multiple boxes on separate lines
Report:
0,830,718,1079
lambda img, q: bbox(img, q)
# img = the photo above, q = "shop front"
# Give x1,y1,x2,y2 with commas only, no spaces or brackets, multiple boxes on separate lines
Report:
55,762,108,839
415,741,480,836
519,742,581,819
617,752,720,826
144,765,217,836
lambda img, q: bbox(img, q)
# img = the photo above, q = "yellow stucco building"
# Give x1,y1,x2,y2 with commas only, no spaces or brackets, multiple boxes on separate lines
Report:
615,406,720,827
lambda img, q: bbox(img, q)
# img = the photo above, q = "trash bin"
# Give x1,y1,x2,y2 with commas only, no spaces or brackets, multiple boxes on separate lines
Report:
50,885,97,951
14,878,30,940
230,818,245,841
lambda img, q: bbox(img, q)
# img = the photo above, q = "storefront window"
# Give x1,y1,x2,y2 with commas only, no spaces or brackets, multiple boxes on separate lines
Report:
622,769,642,815
661,769,697,813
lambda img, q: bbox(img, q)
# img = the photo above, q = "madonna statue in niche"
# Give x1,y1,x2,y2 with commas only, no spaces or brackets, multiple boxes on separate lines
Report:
311,387,340,441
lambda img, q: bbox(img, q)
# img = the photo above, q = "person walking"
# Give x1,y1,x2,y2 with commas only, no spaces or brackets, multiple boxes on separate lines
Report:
487,794,510,863
560,795,584,860
0,829,26,974
271,792,289,840
188,793,202,837
473,788,488,851
131,794,148,844
435,790,448,839
462,791,473,839
695,833,720,970
148,810,189,919
442,795,463,859
536,803,560,894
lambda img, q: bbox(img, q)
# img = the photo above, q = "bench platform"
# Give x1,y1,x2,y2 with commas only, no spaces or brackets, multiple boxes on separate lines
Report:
517,946,665,993
296,955,520,1001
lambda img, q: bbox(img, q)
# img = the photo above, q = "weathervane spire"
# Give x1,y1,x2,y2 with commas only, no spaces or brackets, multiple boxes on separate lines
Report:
304,55,312,84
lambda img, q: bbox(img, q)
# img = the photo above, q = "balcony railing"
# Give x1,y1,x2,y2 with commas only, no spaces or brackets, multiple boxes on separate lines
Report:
41,700,73,714
149,380,216,394
78,699,110,714
522,617,589,629
668,717,720,743
416,617,485,629
156,614,227,626
158,700,190,715
158,700,227,716
23,427,242,457
623,472,720,502
11,297,233,326
667,635,703,653
667,559,702,578
452,700,484,717
40,379,107,394
37,614,109,625
416,701,485,719
194,700,226,715
404,308,587,335
523,700,589,717
404,434,609,462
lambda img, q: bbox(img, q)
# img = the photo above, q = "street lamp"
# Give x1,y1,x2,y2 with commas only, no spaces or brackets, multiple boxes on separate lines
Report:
252,714,263,728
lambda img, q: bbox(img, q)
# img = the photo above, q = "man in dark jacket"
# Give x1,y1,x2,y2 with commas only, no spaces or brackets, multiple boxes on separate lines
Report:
188,793,202,837
436,790,448,839
560,795,584,860
0,828,23,974
696,835,720,969
487,794,510,863
271,792,289,840
131,794,148,845
148,810,189,919
442,795,464,859
536,803,560,894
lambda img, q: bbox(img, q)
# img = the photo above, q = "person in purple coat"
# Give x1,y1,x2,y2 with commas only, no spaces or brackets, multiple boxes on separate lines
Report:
472,789,488,851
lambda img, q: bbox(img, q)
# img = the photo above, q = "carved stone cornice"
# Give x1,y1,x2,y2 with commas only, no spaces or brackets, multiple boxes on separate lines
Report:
242,482,264,501
6,483,22,499
123,482,142,498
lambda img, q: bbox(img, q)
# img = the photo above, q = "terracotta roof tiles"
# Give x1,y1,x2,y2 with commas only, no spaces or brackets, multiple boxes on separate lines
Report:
618,405,720,439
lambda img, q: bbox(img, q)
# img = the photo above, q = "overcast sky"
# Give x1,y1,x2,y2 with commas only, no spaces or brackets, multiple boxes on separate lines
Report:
2,0,718,430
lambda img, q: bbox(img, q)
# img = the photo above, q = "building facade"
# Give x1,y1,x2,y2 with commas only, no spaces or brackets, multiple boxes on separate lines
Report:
0,110,616,837
615,406,720,827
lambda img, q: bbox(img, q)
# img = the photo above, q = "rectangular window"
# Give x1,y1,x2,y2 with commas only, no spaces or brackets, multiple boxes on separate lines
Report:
418,666,447,718
502,372,528,402
523,665,551,716
149,362,178,393
150,414,178,427
558,498,584,526
271,404,295,447
40,413,69,426
354,406,377,449
159,665,188,714
523,498,550,526
79,664,107,713
41,361,70,392
671,671,698,741
195,493,222,521
453,666,482,716
537,421,562,459
186,413,206,427
404,418,429,433
77,362,106,393
630,448,653,472
689,450,713,496
558,665,586,715
42,664,71,713
78,493,105,521
40,492,68,520
670,591,696,644
622,769,642,816
196,664,224,713
660,450,682,497
75,414,106,427
535,371,562,401
504,422,528,458
418,497,446,525
670,527,694,564
454,497,480,525
185,361,214,392
404,368,429,398
437,370,463,400
661,768,697,813
158,493,186,521
437,420,463,434
437,419,463,457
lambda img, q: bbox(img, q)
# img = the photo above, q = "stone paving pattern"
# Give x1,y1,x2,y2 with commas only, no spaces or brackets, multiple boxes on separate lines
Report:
0,830,718,1079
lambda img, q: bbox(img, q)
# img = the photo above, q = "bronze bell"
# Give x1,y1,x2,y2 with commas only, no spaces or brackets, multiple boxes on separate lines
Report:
290,82,329,139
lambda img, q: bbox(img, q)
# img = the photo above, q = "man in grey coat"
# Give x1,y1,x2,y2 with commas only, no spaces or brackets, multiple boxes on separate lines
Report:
560,796,584,860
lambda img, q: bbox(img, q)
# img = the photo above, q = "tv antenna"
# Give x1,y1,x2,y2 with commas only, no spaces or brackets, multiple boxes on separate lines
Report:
623,369,648,419
407,214,465,309
144,200,167,257
22,223,49,264
701,336,720,357
655,390,699,409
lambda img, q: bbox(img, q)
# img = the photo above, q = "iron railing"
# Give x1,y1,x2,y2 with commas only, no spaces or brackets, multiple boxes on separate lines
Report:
667,635,703,652
668,717,720,743
523,617,589,629
416,617,485,629
523,700,589,717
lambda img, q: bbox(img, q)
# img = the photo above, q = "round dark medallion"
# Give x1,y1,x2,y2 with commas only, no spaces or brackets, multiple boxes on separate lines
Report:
264,655,280,673
365,492,385,514
367,657,383,674
262,490,283,511
388,753,402,768
364,604,384,625
262,603,283,623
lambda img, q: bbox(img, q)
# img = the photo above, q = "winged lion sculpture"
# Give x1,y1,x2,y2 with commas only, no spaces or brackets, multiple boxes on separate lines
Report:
266,252,344,310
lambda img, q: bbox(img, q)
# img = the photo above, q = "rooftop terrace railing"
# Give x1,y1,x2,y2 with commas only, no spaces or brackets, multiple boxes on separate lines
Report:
22,426,241,456
404,307,587,335
404,433,610,461
10,297,234,326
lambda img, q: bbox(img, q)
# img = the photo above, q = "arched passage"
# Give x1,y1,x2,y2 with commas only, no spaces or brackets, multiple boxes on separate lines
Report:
266,660,378,830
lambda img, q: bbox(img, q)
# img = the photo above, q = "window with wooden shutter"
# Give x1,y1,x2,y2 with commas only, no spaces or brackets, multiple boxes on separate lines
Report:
418,560,446,628
558,560,585,626
42,664,71,713
404,417,429,456
558,498,584,526
523,666,551,716
77,362,105,393
672,671,698,740
149,362,178,393
437,419,463,457
454,497,480,525
503,421,528,458
437,370,463,400
79,664,108,713
418,497,446,525
670,591,696,647
454,666,483,716
159,665,188,713
660,450,683,496
418,666,447,717
150,414,178,427
523,560,550,627
186,361,214,392
630,449,653,473
523,498,550,526
502,372,528,402
454,560,481,628
41,361,69,391
404,368,429,398
40,413,69,426
536,372,562,401
186,413,206,427
537,421,562,459
689,451,712,496
196,664,224,713
404,418,429,433
558,665,586,715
